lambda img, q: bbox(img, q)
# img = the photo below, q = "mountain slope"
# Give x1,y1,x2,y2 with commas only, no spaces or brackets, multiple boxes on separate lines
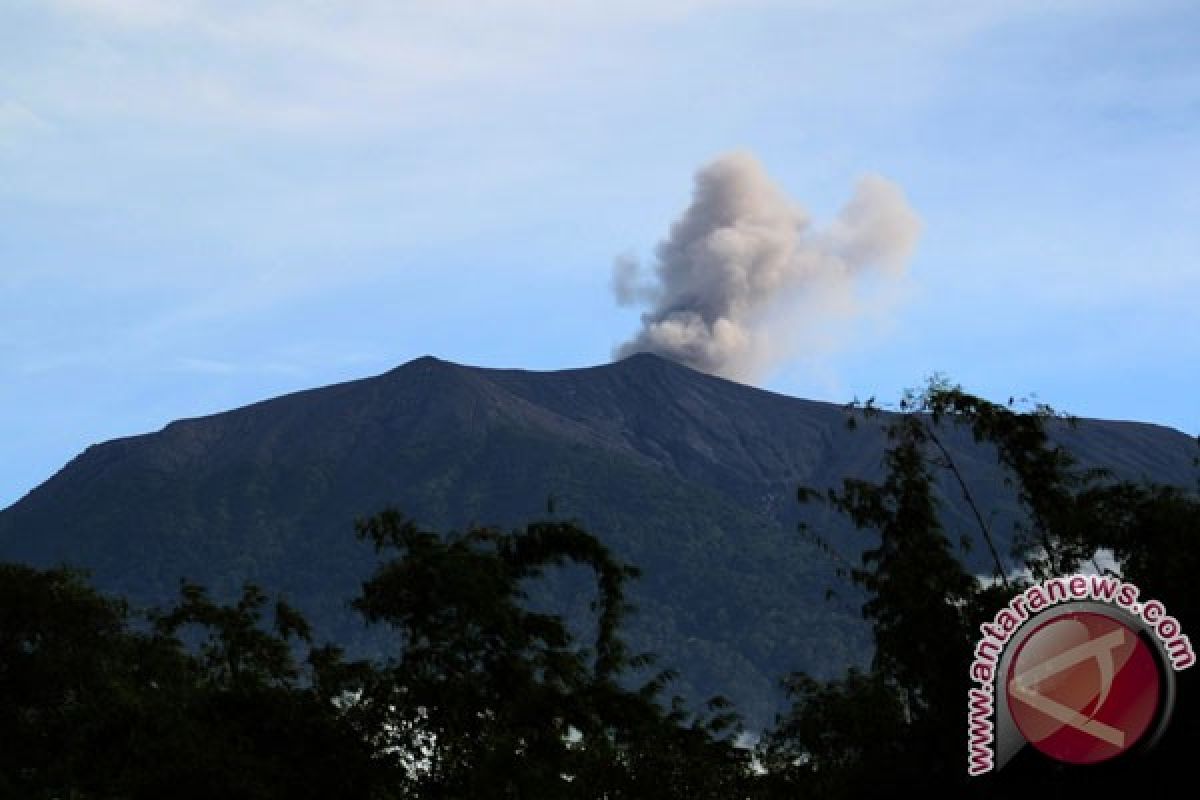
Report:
1,354,1195,726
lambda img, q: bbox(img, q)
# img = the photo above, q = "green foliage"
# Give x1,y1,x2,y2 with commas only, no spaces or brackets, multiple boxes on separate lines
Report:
1,513,754,799
154,581,312,689
4,372,1196,797
759,668,908,798
0,563,168,797
0,563,383,799
8,356,1192,731
349,510,751,798
767,378,1200,795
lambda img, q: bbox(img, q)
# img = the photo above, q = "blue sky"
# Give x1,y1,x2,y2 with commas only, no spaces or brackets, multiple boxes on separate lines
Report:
2,0,1198,509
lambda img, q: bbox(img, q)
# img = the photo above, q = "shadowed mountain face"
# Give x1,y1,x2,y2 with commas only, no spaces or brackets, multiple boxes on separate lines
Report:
1,354,1196,727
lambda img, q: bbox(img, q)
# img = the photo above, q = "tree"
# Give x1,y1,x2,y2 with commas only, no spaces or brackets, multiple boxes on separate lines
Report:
0,563,180,798
1,510,756,799
762,386,982,796
762,378,1200,796
0,564,386,800
349,509,752,799
148,581,387,800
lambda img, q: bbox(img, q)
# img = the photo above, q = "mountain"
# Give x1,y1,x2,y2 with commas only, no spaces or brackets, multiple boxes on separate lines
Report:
1,354,1196,727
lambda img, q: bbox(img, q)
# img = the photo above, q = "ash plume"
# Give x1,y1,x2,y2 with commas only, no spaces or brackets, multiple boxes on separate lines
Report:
612,152,920,382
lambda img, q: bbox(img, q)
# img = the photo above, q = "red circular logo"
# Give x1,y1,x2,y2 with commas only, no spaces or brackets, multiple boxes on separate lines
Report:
1006,611,1160,765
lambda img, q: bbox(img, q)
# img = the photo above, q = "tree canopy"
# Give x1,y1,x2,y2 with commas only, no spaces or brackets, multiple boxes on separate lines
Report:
2,377,1196,797
763,380,1200,797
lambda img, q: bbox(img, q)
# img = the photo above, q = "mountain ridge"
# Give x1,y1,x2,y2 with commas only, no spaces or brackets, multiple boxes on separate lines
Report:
2,353,1196,727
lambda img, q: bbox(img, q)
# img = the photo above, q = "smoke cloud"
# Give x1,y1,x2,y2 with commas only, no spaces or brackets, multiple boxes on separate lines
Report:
612,151,920,383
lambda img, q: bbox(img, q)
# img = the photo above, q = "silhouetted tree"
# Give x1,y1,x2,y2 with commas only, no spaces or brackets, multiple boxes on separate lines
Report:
0,564,385,800
763,379,1199,797
349,510,752,799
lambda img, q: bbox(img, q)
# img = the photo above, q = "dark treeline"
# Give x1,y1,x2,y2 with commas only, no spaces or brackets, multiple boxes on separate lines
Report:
1,516,750,800
2,381,1197,798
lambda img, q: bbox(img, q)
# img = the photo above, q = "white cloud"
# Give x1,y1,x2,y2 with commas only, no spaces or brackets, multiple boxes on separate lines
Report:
2,0,1186,300
18,0,1099,136
32,1,738,134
